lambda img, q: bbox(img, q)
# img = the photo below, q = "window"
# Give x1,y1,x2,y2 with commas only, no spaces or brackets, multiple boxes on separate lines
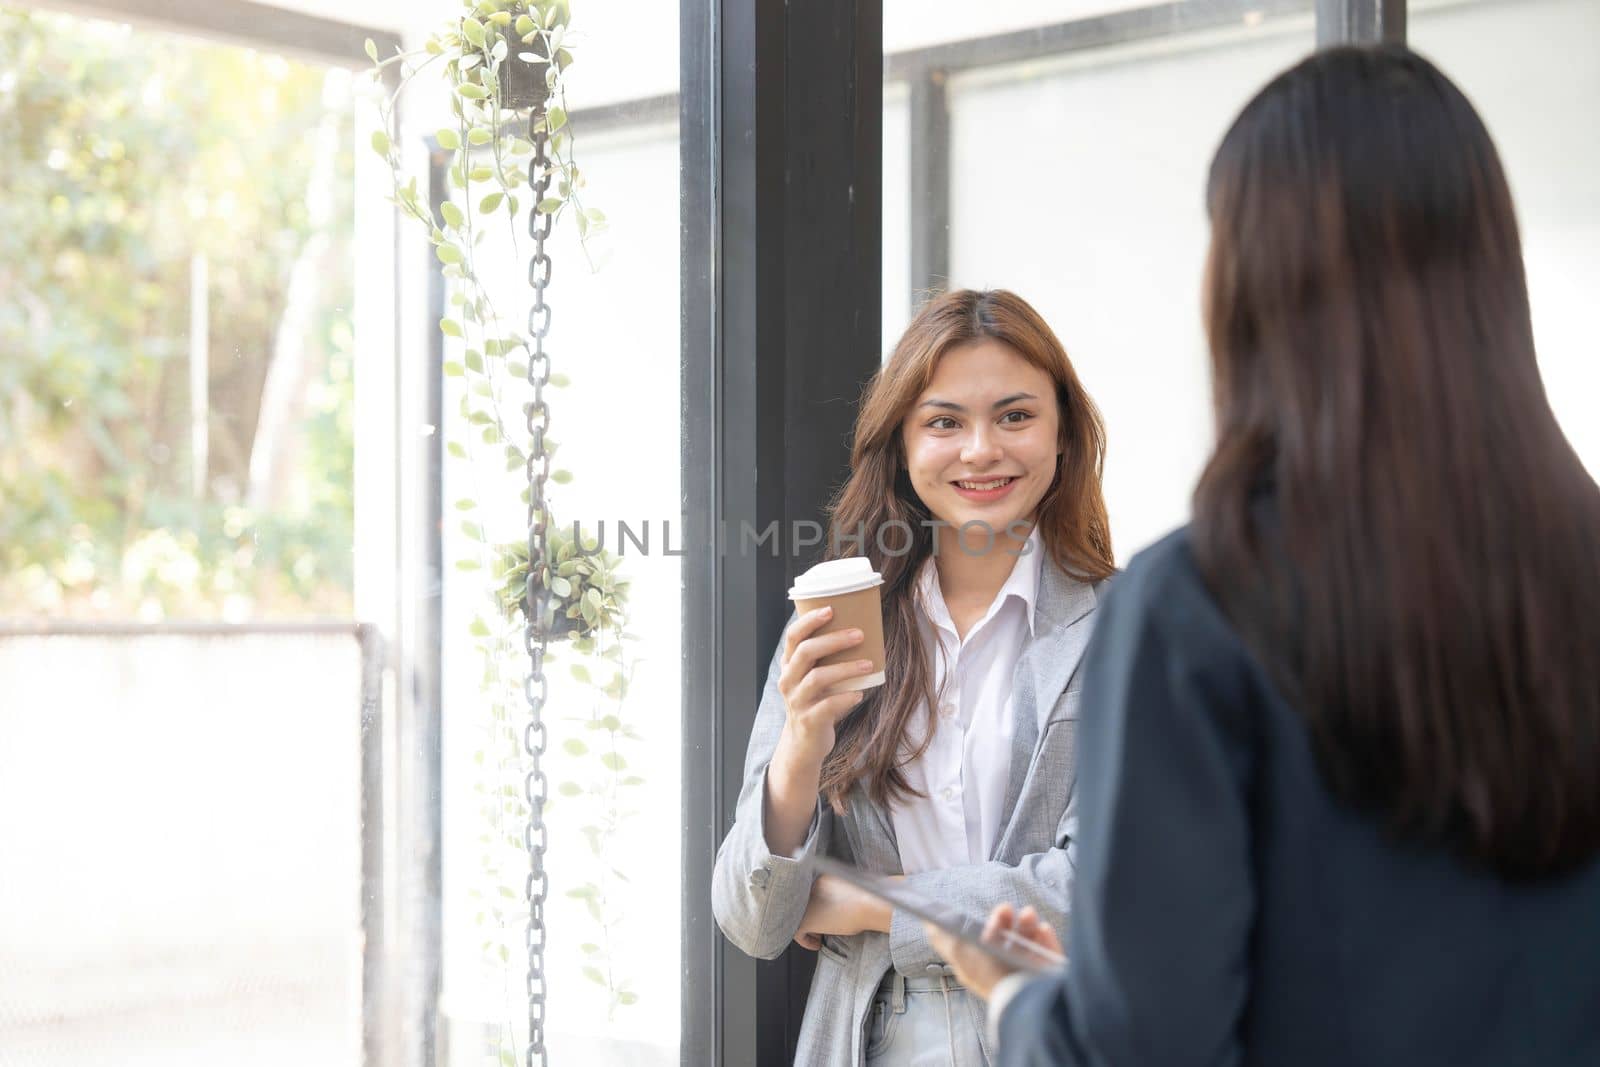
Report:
883,2,1317,556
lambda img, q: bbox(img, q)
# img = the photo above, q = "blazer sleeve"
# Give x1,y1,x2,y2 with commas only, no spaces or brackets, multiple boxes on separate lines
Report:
998,542,1258,1067
711,614,832,960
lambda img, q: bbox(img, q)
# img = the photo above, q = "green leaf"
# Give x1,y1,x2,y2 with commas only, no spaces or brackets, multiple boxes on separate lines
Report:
479,192,504,214
547,106,567,133
436,243,464,265
465,349,484,373
467,126,494,146
370,130,390,156
447,441,467,458
469,618,490,637
440,317,464,337
583,965,606,986
461,17,487,46
436,128,461,151
515,13,536,36
536,197,562,214
622,776,645,787
619,992,639,1006
469,166,495,182
551,469,572,484
563,738,588,756
558,781,582,797
440,200,465,227
364,37,379,62
580,942,601,955
455,558,482,572
600,715,621,731
601,752,627,772
584,588,603,610
455,498,475,511
570,664,591,684
549,372,570,387
443,361,465,377
456,83,489,100
549,576,571,598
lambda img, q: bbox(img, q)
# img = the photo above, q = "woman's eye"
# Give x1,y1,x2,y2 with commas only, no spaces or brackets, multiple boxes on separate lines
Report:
928,416,958,430
1001,410,1032,424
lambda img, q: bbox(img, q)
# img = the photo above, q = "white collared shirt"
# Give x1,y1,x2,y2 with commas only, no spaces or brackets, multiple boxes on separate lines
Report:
892,527,1043,874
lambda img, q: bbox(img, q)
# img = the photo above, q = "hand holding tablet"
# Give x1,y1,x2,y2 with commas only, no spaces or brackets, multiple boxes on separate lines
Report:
810,855,1065,974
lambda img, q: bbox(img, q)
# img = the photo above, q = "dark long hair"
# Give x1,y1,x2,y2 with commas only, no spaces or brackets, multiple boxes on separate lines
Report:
1194,46,1600,879
818,289,1115,813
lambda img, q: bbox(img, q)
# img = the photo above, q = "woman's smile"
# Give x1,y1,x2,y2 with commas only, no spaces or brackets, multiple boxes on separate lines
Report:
951,475,1021,501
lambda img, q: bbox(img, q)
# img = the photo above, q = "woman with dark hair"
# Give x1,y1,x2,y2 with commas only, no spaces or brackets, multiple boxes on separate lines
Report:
712,288,1116,1064
928,46,1600,1065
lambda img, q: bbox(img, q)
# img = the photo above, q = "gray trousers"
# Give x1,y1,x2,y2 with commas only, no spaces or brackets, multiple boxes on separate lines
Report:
863,965,989,1066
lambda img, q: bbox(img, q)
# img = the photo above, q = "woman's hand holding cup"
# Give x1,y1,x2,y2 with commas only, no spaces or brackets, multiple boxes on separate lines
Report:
777,606,876,763
763,556,887,857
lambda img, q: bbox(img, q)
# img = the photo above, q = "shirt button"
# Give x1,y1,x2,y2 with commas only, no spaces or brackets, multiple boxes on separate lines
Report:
942,786,956,801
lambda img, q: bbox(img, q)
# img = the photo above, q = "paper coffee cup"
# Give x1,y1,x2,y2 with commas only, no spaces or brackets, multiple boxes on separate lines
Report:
788,557,887,695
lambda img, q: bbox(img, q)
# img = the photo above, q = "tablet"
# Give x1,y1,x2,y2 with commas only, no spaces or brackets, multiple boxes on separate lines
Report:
812,855,1065,975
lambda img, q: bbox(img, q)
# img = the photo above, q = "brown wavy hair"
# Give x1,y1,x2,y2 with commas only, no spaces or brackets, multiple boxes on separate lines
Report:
1194,47,1600,878
817,288,1114,813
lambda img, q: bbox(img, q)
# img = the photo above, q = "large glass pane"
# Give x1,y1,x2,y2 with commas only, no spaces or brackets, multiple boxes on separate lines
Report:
883,4,1315,558
432,10,682,1065
0,8,370,1066
0,8,358,620
1410,0,1600,476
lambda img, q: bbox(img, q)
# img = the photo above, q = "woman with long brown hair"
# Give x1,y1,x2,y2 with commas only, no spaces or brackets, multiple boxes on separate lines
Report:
712,288,1116,1065
929,46,1600,1067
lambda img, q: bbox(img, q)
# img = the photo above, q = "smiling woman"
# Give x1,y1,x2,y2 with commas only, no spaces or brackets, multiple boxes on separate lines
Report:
712,288,1115,1066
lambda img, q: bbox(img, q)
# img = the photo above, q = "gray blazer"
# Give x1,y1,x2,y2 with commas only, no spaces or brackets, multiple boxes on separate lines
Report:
711,562,1103,1066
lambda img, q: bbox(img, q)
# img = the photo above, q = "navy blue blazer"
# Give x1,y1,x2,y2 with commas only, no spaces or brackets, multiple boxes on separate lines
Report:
999,527,1600,1066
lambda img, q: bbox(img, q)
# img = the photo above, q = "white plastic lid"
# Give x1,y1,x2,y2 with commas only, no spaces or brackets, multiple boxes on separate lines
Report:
787,556,883,600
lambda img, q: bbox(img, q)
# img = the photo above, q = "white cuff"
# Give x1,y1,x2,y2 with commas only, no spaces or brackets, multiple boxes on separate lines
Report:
986,971,1033,1051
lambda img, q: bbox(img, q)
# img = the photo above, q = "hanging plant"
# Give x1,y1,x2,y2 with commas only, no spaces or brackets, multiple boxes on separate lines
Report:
363,0,642,1042
494,524,629,639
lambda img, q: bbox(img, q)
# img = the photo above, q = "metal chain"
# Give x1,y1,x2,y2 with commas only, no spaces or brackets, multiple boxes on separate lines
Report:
522,106,554,1067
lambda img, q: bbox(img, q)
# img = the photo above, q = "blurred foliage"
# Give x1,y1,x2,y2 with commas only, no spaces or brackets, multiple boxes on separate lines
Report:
0,8,355,618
